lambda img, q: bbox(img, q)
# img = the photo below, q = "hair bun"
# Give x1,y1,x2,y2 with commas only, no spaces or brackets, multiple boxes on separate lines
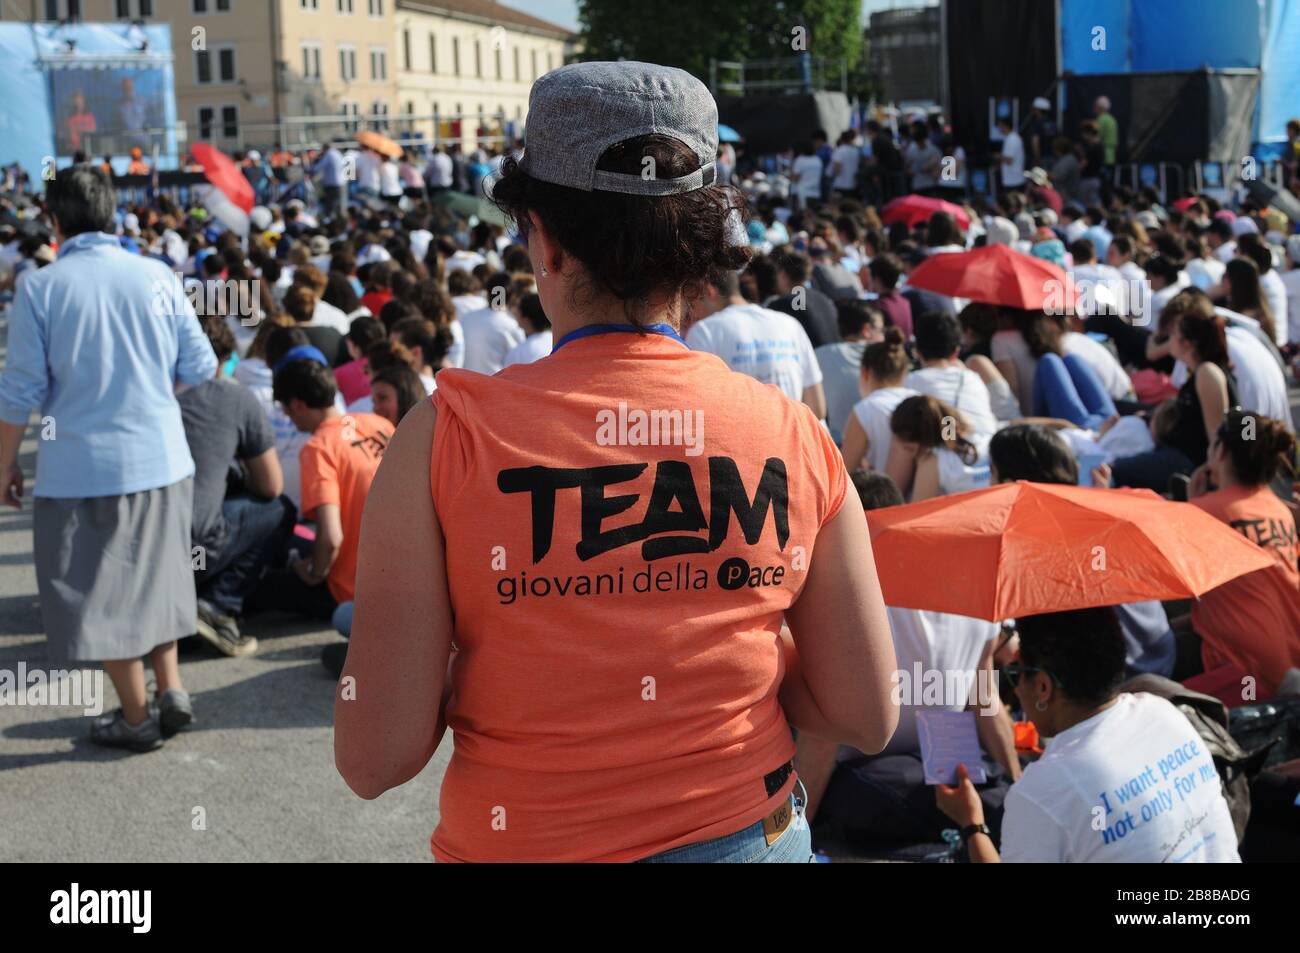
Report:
882,325,905,347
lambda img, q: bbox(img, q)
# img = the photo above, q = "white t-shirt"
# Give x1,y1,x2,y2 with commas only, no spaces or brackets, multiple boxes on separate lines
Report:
1171,317,1291,432
503,330,553,367
906,364,1000,438
355,150,382,193
312,298,353,336
447,318,466,369
791,154,824,203
1259,268,1288,346
1062,331,1132,400
425,152,453,188
1185,256,1226,291
1000,131,1025,187
1001,693,1241,863
851,386,918,472
452,293,488,320
830,144,860,191
1281,267,1300,345
1213,241,1237,264
380,160,404,198
686,303,822,402
934,436,992,496
461,305,526,375
877,607,1000,757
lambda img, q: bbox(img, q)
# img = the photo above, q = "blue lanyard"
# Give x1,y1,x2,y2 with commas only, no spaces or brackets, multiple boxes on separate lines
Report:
551,322,689,353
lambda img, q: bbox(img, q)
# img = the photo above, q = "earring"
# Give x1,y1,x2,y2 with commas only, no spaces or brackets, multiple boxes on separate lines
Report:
541,264,549,277
1034,699,1048,712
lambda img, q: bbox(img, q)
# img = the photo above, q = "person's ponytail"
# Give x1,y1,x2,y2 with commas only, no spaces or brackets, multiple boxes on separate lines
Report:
862,325,911,383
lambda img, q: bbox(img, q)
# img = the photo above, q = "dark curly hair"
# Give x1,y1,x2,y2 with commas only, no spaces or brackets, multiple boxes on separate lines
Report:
490,134,751,325
1016,608,1127,706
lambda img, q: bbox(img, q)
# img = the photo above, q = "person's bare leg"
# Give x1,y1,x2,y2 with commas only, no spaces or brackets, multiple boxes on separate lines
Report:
150,642,182,695
102,659,149,726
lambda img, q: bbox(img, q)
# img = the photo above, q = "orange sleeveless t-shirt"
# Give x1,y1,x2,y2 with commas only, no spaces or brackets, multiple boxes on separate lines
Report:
428,326,847,862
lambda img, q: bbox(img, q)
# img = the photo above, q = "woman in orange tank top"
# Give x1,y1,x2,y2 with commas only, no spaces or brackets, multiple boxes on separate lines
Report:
334,61,898,862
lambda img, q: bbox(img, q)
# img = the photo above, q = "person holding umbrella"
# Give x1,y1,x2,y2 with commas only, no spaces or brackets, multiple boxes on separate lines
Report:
935,606,1241,862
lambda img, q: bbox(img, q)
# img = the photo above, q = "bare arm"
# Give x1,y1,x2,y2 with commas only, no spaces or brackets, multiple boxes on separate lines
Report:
335,400,453,799
970,640,1020,781
783,498,897,754
242,447,283,500
995,359,1024,414
840,411,868,471
793,729,841,822
884,438,916,496
308,503,343,582
1195,363,1229,445
910,450,941,502
802,381,827,421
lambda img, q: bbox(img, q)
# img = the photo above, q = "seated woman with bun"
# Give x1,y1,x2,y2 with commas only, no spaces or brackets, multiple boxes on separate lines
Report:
1185,409,1300,695
935,607,1241,863
840,326,917,473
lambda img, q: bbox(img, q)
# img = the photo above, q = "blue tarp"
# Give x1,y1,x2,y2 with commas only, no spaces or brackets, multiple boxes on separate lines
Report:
1258,0,1300,148
1061,0,1263,73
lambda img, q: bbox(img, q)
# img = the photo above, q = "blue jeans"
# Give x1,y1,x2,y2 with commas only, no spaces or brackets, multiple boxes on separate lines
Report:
639,792,813,863
197,495,296,615
332,601,353,638
1032,353,1117,429
1111,445,1196,492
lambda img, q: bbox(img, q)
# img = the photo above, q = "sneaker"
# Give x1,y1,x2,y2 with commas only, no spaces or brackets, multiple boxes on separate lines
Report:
195,599,258,658
321,642,348,680
90,709,163,753
154,688,194,738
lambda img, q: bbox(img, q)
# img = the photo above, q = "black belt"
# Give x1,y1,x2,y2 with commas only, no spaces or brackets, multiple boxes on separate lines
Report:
763,760,794,798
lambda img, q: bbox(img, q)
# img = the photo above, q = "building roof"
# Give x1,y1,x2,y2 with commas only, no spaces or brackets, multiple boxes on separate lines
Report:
398,0,576,40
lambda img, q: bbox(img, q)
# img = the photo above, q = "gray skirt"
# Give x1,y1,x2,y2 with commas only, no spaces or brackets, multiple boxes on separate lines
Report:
34,478,196,665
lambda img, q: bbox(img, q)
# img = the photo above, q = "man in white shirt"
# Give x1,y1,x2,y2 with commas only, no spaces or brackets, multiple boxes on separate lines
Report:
1236,233,1288,347
996,117,1025,191
425,148,454,193
461,272,530,375
790,143,824,210
354,148,382,197
686,270,826,418
830,131,861,197
1282,236,1300,345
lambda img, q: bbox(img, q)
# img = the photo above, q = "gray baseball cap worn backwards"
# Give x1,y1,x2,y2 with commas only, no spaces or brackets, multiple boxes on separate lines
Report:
519,61,719,197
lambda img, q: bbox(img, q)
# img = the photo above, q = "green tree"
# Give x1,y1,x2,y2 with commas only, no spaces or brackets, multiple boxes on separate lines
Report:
575,0,863,88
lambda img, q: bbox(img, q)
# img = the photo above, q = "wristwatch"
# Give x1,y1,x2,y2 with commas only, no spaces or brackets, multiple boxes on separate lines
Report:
959,823,991,846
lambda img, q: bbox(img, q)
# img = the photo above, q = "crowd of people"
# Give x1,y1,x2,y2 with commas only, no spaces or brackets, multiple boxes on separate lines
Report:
0,59,1297,863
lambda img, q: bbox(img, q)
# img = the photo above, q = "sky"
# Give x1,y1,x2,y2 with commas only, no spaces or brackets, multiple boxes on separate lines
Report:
504,0,938,34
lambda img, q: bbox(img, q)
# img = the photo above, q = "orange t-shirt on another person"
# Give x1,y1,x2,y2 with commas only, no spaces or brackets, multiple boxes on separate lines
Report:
300,412,393,603
428,327,848,862
1191,484,1300,694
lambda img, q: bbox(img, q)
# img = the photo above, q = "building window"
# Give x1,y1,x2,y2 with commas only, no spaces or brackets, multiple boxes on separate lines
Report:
452,37,460,76
530,49,537,79
428,33,436,73
513,47,519,81
300,0,319,10
339,45,357,82
341,101,359,133
222,105,239,139
369,47,387,82
196,45,235,84
474,41,482,78
495,46,502,79
402,29,411,71
198,106,214,140
301,43,322,80
193,0,233,12
367,0,382,15
546,51,553,72
336,0,353,11
139,0,152,14
117,0,130,16
48,0,83,19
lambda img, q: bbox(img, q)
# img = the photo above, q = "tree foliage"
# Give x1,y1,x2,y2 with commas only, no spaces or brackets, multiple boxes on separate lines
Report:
575,0,863,86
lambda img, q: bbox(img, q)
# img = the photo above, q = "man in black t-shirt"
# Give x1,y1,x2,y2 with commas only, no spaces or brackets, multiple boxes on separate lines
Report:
766,250,841,349
179,316,296,657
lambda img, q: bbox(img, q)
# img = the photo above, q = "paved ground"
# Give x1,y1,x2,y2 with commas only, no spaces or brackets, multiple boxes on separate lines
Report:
1,311,1297,863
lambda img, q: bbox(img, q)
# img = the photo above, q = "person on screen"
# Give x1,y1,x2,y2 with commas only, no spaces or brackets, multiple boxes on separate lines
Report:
119,77,149,149
65,90,97,153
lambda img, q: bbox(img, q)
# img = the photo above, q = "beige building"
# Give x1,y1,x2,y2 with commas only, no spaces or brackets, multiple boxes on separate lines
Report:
6,0,572,151
394,0,573,149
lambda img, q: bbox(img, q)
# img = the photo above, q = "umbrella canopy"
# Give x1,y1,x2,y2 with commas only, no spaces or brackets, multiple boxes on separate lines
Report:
906,243,1078,311
867,482,1275,621
881,194,971,231
191,143,253,236
430,189,510,228
718,124,743,144
357,130,403,159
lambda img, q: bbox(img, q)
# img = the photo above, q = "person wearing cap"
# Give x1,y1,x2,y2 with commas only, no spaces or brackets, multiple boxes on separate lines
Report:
334,61,897,863
1024,97,1056,169
0,166,218,752
1093,96,1118,179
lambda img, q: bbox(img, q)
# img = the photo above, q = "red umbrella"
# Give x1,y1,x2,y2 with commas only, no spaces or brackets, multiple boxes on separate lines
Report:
191,143,254,235
867,482,1275,621
191,143,254,213
906,243,1079,311
881,194,971,231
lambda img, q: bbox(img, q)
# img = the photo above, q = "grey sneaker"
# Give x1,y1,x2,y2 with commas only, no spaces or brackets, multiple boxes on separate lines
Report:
154,688,194,738
195,599,258,658
90,709,163,753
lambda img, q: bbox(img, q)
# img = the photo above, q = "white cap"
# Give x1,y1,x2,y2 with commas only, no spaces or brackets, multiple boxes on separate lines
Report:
246,149,262,161
123,213,140,235
250,206,273,231
1032,97,1052,111
1232,217,1259,237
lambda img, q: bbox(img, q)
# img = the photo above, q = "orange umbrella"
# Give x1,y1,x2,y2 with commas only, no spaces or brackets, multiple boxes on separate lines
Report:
357,130,403,159
867,482,1274,621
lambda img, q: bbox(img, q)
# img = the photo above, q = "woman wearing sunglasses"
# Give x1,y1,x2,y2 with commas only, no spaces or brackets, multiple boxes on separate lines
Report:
935,607,1240,862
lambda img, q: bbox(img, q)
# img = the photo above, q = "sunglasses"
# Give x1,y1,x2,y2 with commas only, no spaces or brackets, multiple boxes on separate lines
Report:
1001,663,1046,688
